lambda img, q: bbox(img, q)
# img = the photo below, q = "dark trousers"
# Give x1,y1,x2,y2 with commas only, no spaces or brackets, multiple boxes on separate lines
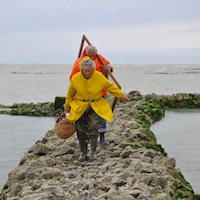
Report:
75,107,101,144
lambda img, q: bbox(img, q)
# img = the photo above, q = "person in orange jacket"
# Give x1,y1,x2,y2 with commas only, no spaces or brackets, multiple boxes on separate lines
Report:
70,45,113,144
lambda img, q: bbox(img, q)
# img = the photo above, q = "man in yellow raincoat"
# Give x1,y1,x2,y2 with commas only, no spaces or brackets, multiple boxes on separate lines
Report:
64,57,129,161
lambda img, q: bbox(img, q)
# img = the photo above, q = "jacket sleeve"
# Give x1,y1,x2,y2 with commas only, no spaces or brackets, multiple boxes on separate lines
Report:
99,54,110,65
103,79,126,101
70,59,81,80
98,54,114,72
64,81,76,110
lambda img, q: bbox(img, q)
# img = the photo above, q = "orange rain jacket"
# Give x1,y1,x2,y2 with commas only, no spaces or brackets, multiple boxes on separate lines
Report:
70,46,111,96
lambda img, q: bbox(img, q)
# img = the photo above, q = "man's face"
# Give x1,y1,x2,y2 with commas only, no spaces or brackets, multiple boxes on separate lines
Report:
82,66,93,79
87,51,96,60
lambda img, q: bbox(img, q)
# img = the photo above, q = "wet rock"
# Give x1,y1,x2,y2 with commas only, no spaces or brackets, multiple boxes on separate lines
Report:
10,183,22,196
112,177,127,187
164,157,176,167
120,146,134,158
56,145,74,155
149,176,167,188
129,189,142,198
33,143,52,155
143,150,158,158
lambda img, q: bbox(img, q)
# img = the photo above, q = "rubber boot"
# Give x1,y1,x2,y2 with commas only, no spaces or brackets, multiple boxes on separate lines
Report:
78,143,88,162
99,132,109,145
90,139,98,161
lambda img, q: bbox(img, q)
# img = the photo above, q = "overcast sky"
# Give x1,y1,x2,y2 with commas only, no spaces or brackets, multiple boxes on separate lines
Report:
1,0,200,64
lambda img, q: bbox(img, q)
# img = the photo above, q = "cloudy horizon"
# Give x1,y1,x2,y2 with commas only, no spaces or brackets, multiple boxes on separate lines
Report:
1,0,200,64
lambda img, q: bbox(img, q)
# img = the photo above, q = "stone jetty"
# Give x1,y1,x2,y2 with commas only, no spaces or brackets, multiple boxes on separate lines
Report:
1,91,200,200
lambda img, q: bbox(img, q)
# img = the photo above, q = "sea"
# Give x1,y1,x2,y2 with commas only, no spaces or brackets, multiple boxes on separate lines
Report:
0,64,200,193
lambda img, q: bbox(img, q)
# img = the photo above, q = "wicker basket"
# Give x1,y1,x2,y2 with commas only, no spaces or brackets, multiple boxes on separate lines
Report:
55,116,76,139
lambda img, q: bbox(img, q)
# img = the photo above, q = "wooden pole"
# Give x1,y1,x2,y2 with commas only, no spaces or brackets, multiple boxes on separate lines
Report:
83,35,91,45
96,54,121,89
78,35,85,58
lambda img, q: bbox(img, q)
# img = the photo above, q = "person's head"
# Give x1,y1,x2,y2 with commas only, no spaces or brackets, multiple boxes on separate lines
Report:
81,59,95,79
85,46,97,60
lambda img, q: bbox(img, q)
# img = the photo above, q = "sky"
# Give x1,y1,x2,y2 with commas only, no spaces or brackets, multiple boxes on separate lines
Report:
0,0,200,64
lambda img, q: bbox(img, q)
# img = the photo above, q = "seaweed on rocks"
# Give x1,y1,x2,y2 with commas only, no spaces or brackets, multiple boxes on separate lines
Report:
0,102,56,116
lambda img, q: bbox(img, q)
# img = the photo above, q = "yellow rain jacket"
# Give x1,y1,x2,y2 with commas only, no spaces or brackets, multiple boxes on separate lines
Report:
64,69,126,123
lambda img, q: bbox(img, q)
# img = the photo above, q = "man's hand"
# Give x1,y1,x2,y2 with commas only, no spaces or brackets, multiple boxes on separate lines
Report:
63,110,70,116
105,64,113,72
123,96,130,102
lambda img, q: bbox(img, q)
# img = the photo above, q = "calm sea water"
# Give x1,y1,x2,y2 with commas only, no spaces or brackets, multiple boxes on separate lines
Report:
0,64,200,193
0,64,200,105
151,109,200,194
0,115,56,190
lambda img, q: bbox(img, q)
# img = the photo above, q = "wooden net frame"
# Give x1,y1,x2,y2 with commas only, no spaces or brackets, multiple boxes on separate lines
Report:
77,35,121,111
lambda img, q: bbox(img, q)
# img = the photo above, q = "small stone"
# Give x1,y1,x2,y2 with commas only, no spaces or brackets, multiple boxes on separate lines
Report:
129,189,142,198
33,143,51,155
10,183,23,196
164,157,176,167
120,150,132,158
150,176,167,188
57,146,74,155
112,177,127,187
143,150,157,158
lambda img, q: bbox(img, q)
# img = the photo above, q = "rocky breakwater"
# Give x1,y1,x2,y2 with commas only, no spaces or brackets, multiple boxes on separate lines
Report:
1,91,199,200
0,102,56,116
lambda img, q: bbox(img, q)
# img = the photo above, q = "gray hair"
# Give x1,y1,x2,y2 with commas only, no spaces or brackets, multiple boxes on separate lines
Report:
81,59,95,70
85,46,97,55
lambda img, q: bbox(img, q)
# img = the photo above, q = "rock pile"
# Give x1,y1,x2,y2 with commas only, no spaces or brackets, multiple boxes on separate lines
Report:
144,93,200,108
0,102,56,116
1,91,199,199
